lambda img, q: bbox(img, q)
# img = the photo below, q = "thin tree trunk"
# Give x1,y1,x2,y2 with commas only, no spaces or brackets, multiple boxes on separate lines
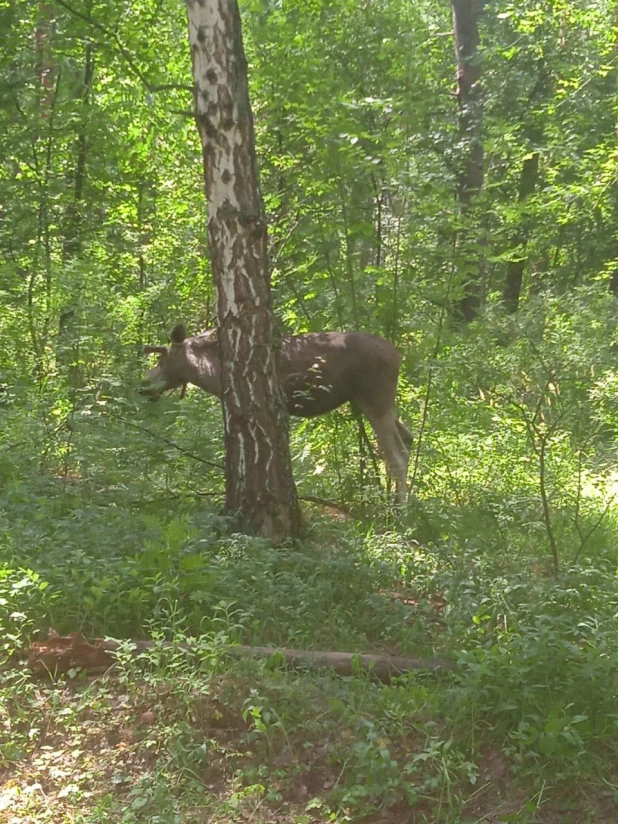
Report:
35,2,54,116
389,205,404,343
337,179,360,328
186,0,301,540
501,149,540,313
611,3,618,295
63,40,94,259
451,0,484,322
58,40,95,389
29,14,60,381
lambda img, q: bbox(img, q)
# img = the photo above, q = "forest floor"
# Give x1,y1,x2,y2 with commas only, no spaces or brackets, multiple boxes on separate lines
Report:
3,474,618,823
2,628,617,824
2,672,615,824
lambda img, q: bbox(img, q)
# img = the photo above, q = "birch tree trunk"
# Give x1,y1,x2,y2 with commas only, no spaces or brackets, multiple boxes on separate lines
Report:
185,0,301,540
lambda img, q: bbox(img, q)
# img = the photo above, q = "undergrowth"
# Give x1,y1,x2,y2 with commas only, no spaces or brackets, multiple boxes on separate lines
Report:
2,461,618,821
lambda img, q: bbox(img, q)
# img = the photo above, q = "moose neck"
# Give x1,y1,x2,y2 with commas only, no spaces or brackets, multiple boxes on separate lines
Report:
186,338,222,397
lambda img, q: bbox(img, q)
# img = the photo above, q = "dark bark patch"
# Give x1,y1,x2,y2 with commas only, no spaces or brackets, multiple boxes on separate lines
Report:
197,115,216,141
218,85,234,130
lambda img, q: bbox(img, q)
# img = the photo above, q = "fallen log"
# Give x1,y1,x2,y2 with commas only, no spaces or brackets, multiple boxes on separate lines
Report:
24,632,454,681
100,640,454,679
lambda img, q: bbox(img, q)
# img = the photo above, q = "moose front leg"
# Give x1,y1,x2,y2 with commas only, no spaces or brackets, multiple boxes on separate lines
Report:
364,409,409,504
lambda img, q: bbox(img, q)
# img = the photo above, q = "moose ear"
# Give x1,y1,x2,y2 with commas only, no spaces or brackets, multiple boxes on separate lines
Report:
170,324,187,344
143,345,167,355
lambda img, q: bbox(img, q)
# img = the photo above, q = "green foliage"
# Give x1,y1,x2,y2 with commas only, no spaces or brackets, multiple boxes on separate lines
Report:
2,0,618,819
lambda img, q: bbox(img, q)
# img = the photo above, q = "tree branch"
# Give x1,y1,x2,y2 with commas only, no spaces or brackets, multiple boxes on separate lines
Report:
53,0,192,95
113,413,224,470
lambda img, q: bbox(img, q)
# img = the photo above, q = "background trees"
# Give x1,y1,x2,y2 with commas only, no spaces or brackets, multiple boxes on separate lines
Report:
2,0,615,502
0,0,615,516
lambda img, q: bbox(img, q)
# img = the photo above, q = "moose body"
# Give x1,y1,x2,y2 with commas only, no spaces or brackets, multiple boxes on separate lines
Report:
142,325,411,502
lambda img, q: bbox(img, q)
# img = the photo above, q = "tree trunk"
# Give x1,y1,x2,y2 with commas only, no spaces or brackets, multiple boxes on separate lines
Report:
501,148,540,313
611,3,618,296
185,0,301,540
35,2,55,116
451,0,485,322
62,40,94,260
29,3,59,375
58,40,95,389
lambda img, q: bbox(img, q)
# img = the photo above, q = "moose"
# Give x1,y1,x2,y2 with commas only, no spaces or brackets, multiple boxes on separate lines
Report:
142,325,412,502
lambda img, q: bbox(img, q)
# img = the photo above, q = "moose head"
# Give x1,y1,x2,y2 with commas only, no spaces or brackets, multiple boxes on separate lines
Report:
141,324,219,400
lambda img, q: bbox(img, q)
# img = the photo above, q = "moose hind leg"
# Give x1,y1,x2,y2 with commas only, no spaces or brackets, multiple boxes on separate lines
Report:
364,409,409,504
396,418,414,451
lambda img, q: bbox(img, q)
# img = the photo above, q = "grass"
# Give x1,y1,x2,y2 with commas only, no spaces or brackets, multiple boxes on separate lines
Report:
3,455,618,822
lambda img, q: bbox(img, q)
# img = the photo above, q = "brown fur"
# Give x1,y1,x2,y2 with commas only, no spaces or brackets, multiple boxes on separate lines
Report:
142,325,412,502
